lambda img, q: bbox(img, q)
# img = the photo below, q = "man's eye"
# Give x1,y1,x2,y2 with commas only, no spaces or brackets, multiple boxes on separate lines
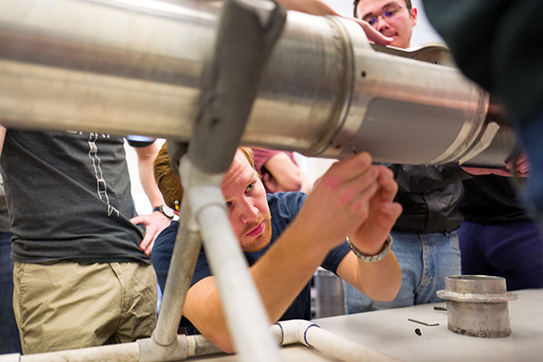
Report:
364,17,377,25
383,10,395,17
246,183,255,192
225,201,232,209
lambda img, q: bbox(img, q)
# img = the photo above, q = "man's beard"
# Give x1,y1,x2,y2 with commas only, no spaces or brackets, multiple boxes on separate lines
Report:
239,215,272,253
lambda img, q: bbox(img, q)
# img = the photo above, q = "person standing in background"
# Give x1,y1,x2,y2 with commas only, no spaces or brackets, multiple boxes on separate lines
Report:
343,0,468,313
251,148,310,194
0,176,21,354
458,175,543,291
344,0,528,313
0,128,170,354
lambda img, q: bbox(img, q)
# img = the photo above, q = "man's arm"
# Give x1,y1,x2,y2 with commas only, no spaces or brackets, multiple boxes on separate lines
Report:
275,0,393,46
263,152,310,193
462,152,530,178
334,165,402,301
183,152,402,353
129,141,171,255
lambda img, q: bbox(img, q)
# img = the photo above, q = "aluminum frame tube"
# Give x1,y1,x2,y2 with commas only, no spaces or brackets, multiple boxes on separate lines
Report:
146,195,200,359
10,335,222,362
180,155,282,362
17,342,140,362
8,320,402,362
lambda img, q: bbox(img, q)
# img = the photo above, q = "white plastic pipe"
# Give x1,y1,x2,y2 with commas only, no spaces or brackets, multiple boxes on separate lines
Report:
271,320,401,362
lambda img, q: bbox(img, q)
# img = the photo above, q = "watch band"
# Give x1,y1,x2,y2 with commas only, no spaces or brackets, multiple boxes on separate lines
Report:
347,235,393,263
152,205,174,219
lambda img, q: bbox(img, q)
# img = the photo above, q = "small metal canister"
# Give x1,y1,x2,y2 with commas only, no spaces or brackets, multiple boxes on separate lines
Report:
437,275,518,338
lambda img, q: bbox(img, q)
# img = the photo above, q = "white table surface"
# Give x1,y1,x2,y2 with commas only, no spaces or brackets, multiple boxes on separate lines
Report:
190,289,543,361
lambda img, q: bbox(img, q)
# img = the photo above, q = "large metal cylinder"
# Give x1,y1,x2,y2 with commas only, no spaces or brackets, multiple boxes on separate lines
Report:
0,0,515,166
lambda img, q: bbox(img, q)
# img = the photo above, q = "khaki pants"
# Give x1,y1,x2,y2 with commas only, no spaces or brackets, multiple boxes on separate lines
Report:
13,261,157,354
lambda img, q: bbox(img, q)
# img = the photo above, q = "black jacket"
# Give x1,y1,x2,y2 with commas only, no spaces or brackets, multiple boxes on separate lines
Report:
391,164,471,233
458,175,531,224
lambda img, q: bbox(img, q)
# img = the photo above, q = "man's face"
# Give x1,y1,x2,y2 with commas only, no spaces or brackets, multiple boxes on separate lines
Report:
356,0,417,49
221,150,272,252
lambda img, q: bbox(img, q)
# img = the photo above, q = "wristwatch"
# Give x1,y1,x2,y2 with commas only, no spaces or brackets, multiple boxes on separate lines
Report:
152,205,174,219
347,235,393,263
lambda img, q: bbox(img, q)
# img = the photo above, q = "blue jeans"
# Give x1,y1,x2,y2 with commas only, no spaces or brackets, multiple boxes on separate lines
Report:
0,231,21,353
458,220,543,291
344,230,461,313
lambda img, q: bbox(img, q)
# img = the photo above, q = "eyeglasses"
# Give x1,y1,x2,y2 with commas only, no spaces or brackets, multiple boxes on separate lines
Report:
362,5,405,26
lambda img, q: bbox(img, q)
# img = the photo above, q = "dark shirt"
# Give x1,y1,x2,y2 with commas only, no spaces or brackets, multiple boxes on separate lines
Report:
1,130,149,264
391,164,471,233
458,175,531,224
152,192,350,332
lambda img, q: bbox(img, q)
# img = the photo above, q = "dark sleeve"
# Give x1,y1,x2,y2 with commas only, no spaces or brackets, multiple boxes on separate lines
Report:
152,220,212,293
190,252,212,287
151,220,178,293
322,241,351,276
392,164,471,193
126,135,156,148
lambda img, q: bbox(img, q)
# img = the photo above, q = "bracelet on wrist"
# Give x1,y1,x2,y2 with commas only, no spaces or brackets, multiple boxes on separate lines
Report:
346,235,393,263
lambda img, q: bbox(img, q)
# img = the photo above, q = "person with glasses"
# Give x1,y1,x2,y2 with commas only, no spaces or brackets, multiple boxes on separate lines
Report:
343,0,473,314
354,0,416,49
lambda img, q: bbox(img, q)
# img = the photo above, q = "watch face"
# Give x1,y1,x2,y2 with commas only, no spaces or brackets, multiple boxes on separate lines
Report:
161,205,175,218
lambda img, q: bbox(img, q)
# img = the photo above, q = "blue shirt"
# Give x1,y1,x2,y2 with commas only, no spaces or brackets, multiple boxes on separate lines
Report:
152,192,350,331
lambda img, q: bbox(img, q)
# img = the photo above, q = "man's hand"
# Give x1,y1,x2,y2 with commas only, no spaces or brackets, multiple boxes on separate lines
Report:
348,166,402,255
276,0,393,46
296,152,393,251
462,153,530,178
131,212,171,255
350,17,393,46
262,152,310,193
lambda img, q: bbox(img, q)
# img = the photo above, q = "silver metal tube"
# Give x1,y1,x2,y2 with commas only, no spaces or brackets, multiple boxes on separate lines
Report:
19,342,139,362
151,195,200,349
186,334,222,357
0,0,514,166
14,334,222,362
180,155,282,362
